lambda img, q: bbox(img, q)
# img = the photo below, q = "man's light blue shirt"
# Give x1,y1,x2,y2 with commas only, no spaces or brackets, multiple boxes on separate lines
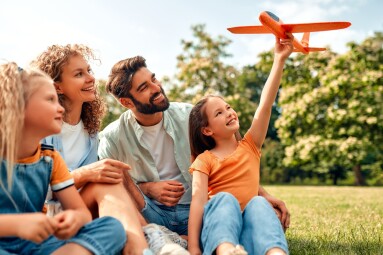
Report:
98,102,193,204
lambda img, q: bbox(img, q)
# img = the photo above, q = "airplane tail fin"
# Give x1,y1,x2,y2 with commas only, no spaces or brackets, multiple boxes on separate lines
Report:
301,32,310,47
305,47,327,52
292,33,326,53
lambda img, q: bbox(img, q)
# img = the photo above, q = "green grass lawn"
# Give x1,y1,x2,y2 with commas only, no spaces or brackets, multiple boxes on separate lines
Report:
264,186,383,255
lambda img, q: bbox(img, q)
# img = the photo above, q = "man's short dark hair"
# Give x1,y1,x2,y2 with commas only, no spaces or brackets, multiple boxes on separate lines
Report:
106,56,147,99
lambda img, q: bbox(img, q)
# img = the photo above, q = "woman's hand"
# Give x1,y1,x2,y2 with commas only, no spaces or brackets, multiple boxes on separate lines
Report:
72,158,131,188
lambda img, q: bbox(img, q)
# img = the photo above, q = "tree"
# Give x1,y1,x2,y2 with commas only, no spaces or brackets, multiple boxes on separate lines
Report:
276,32,383,185
237,51,289,140
98,79,126,130
170,24,235,98
167,24,255,135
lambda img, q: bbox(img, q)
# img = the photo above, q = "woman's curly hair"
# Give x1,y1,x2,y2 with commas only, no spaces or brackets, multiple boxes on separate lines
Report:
32,44,105,136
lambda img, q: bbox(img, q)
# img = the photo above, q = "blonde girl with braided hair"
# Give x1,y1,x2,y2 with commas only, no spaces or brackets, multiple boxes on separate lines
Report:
0,62,126,254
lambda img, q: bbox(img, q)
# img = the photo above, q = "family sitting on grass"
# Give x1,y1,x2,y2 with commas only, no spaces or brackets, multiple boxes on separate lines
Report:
0,33,293,255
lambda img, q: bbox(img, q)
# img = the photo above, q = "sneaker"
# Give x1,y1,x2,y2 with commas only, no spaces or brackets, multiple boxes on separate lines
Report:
158,225,188,249
143,224,190,255
155,243,190,255
228,245,248,255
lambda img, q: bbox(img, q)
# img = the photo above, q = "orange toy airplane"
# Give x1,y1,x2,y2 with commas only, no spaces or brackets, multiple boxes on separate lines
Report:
227,11,351,54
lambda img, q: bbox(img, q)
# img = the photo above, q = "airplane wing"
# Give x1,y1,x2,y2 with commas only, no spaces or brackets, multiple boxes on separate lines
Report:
228,22,351,34
281,22,351,33
227,25,272,34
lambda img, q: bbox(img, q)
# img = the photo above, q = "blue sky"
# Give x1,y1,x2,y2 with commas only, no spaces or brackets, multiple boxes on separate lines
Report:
1,0,382,80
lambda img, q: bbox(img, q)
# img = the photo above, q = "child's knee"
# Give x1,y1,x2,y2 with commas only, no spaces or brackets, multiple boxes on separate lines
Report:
204,192,240,218
246,196,272,212
253,195,268,204
212,192,237,204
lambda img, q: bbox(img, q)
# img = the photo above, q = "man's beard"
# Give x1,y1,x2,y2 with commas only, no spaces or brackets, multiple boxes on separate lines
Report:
131,87,170,114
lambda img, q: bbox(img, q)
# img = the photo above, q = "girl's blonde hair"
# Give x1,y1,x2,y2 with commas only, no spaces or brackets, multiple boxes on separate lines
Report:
0,62,51,189
32,44,105,136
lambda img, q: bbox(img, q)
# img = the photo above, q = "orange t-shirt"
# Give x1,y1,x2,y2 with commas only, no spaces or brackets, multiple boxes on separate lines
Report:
189,132,261,210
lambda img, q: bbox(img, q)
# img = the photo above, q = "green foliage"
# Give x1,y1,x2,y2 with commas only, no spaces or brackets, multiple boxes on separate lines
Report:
172,24,236,97
167,24,256,135
260,138,287,183
98,79,126,130
238,51,286,140
276,32,383,185
266,186,383,255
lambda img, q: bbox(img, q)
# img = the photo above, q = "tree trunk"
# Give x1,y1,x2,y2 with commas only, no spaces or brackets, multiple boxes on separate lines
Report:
353,165,366,186
332,175,338,185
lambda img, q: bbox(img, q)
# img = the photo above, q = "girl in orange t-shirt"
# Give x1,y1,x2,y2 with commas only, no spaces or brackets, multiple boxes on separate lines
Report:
188,35,293,255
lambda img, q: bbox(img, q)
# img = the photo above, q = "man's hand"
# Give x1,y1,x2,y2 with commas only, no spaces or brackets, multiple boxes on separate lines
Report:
265,194,290,231
139,180,185,207
259,186,290,231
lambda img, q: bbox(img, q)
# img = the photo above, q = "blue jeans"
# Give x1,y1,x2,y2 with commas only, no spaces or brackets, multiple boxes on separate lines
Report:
141,195,189,235
201,192,289,255
0,216,126,255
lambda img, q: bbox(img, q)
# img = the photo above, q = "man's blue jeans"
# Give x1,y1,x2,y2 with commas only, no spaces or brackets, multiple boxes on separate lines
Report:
141,195,189,235
201,192,289,255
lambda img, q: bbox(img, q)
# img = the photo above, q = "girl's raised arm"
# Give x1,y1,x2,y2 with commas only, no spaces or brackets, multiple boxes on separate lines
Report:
248,35,293,149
